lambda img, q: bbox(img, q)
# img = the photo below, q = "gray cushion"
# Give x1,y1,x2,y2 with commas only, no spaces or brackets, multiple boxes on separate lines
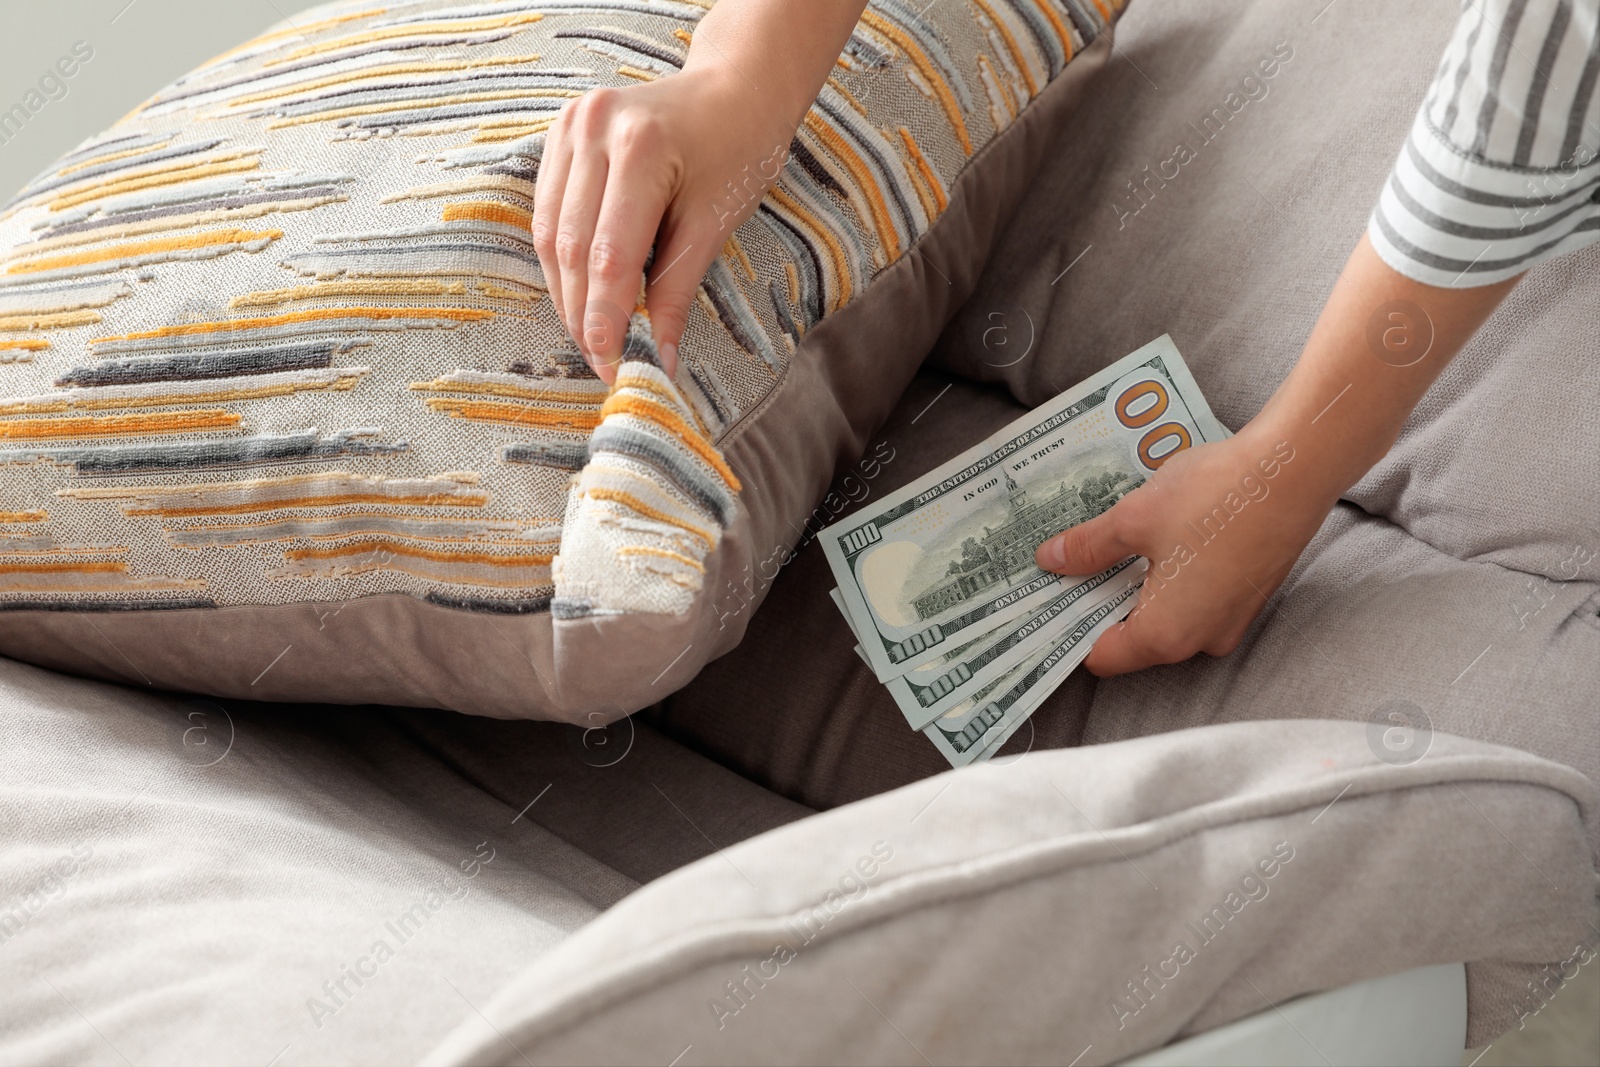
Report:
9,646,1587,1066
0,655,807,1064
941,0,1600,928
659,358,1600,1047
423,719,1598,1065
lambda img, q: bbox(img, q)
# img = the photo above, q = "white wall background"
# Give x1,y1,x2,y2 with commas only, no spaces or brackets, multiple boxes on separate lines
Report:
0,0,328,197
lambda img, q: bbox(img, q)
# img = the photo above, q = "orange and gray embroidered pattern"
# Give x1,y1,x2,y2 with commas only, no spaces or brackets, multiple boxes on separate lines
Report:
0,0,1116,617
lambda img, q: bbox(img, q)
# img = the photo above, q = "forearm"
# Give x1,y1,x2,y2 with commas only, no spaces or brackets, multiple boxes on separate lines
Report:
1042,235,1522,673
683,0,870,127
1247,234,1520,506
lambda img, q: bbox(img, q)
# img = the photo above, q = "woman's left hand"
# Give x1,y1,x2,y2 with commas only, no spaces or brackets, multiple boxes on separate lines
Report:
1034,427,1333,677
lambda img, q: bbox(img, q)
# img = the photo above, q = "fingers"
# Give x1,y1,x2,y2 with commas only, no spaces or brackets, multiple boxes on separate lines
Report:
555,148,607,371
1086,600,1248,676
1085,569,1268,675
585,132,671,376
1036,503,1140,576
643,225,709,381
1088,607,1190,675
1083,599,1185,677
531,113,573,338
1082,615,1154,677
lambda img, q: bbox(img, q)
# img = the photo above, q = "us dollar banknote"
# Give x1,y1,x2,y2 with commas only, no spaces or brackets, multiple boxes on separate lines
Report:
921,584,1140,766
887,558,1142,729
821,335,1228,682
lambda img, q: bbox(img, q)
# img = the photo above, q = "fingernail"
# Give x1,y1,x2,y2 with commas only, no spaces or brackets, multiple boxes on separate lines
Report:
659,341,678,376
1035,537,1064,571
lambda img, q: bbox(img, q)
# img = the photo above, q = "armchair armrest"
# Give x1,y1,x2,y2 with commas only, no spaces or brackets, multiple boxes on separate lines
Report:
426,719,1598,1066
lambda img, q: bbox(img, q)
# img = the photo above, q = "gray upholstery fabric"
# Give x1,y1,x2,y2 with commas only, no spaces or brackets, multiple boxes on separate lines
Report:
936,0,1599,583
657,383,1600,1048
0,656,808,1065
657,367,1600,821
424,720,1598,1066
4,0,1596,1062
936,0,1600,791
3,628,1592,1065
654,0,1600,1044
653,372,1067,805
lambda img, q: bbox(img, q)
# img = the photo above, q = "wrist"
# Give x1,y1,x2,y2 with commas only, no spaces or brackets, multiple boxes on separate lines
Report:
1232,415,1347,517
677,53,745,96
675,58,803,146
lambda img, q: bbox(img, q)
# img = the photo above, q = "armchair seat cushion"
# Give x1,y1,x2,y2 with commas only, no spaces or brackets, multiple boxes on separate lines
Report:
0,655,809,1065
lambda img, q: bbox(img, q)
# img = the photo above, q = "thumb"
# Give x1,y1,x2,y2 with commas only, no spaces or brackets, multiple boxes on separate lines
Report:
1035,503,1140,576
643,228,710,381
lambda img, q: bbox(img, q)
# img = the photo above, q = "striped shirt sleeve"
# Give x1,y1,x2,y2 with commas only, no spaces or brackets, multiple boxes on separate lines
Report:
1368,0,1600,287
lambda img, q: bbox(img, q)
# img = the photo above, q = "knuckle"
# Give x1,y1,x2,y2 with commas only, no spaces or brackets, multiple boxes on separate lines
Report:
531,219,557,254
1102,506,1137,552
588,238,631,282
549,108,577,143
612,111,661,151
1048,526,1078,557
1064,525,1096,563
554,231,586,270
578,88,618,128
647,299,683,329
646,307,686,344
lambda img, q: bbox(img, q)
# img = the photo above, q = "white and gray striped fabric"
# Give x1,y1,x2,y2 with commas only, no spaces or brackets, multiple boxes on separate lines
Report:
1369,0,1600,286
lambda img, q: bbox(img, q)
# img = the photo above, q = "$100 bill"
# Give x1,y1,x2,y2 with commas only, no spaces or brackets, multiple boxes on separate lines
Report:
821,335,1228,682
921,584,1142,766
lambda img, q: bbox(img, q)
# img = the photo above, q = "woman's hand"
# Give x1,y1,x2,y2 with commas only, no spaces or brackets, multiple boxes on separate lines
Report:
533,70,791,383
532,0,871,383
1035,429,1333,676
1034,234,1521,678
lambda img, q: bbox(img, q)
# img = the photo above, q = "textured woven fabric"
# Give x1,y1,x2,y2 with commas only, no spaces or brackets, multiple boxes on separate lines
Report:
0,0,1121,718
0,653,812,1064
426,721,1597,1066
656,0,1600,1043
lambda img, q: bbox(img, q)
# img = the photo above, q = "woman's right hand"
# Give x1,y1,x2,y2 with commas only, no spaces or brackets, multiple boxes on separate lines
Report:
532,0,870,384
533,69,792,383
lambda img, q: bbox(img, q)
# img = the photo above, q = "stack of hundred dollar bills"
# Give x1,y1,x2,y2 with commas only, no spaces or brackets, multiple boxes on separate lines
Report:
820,336,1228,767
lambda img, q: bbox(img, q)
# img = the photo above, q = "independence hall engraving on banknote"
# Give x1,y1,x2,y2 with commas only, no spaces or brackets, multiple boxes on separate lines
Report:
912,469,1137,621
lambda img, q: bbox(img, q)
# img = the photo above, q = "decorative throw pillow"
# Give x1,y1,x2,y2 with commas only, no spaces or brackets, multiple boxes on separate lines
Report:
0,0,1120,722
